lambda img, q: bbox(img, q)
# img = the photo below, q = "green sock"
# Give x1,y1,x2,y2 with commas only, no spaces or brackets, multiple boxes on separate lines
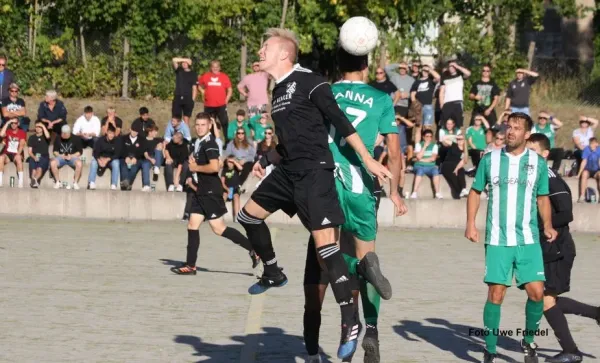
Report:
360,277,380,326
483,301,501,354
342,253,359,276
524,299,544,344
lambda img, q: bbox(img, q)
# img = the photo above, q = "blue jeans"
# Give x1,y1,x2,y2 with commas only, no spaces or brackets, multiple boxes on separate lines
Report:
511,107,530,116
89,158,120,186
414,164,439,177
55,156,80,168
422,104,434,126
153,149,164,167
398,124,408,154
120,159,150,187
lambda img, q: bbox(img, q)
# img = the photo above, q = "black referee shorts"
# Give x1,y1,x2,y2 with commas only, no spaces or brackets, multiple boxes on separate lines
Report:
190,193,227,220
172,95,195,118
542,233,576,296
250,166,345,231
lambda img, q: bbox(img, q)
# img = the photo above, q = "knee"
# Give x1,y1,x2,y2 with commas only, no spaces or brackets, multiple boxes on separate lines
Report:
75,160,82,168
237,207,264,228
50,160,57,168
488,290,505,304
209,221,226,235
528,289,544,303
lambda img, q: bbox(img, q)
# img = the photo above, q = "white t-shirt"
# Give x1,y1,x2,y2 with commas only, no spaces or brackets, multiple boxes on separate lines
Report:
441,71,466,103
572,127,594,148
438,128,462,143
73,115,101,140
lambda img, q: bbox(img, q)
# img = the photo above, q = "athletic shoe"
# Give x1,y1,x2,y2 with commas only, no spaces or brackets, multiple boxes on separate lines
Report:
168,185,175,192
356,252,392,300
17,179,23,188
110,184,117,190
176,185,183,192
89,182,96,190
248,270,288,295
460,188,469,198
249,251,261,269
170,264,196,275
30,178,38,189
483,349,497,363
72,182,80,190
121,180,130,191
545,351,583,363
362,325,380,363
141,186,151,192
435,192,444,199
54,181,62,189
306,354,322,363
153,166,160,182
337,320,361,360
181,212,190,222
521,340,539,363
410,192,418,199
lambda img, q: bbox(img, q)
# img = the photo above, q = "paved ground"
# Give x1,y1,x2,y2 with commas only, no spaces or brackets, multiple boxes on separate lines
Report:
1,217,600,363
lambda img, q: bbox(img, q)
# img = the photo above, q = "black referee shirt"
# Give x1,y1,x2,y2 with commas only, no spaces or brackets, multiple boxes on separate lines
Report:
270,64,356,171
192,133,222,195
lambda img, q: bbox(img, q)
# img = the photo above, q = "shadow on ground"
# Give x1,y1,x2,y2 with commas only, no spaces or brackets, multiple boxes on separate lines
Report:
159,258,254,277
174,327,334,363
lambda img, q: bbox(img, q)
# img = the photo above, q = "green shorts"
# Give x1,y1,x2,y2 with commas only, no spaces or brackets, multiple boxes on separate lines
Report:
484,243,546,288
335,179,377,241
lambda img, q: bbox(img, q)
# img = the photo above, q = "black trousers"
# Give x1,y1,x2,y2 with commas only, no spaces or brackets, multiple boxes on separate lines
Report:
468,149,483,169
441,161,466,199
204,105,229,142
239,162,253,187
165,161,189,188
548,148,564,172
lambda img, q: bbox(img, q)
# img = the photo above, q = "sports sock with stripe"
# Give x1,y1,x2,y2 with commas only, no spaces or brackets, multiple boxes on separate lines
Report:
317,243,355,325
483,301,501,354
524,299,544,344
237,208,280,276
360,277,380,326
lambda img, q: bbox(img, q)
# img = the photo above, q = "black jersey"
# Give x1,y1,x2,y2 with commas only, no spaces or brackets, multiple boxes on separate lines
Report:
270,64,356,171
191,133,222,195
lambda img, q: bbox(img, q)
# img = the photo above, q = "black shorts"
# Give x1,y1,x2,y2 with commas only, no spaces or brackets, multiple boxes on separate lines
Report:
394,105,409,117
189,193,228,220
5,153,21,162
250,166,345,231
172,96,195,118
542,232,576,295
441,101,464,128
303,231,360,290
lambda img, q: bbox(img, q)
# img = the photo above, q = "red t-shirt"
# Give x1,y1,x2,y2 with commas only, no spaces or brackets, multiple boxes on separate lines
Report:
198,72,231,107
3,128,26,155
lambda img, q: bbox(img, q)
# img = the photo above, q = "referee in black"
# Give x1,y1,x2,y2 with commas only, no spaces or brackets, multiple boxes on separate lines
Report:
527,133,599,363
235,28,391,361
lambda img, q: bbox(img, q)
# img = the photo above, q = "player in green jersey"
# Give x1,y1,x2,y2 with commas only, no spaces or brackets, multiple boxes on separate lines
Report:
465,112,558,363
302,48,407,363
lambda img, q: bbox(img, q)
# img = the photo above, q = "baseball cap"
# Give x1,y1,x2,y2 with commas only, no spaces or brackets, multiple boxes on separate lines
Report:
61,124,71,133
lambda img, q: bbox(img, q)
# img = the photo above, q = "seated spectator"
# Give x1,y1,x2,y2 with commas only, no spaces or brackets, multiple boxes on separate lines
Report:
27,122,51,188
1,83,30,131
227,109,254,142
73,105,101,149
488,110,510,143
224,127,256,187
576,137,600,203
438,118,461,163
164,117,192,144
88,125,121,190
572,116,598,168
441,134,468,199
131,106,156,135
409,129,442,199
0,118,27,187
485,131,506,153
119,123,149,191
165,131,190,192
531,111,563,172
255,126,276,161
466,114,489,170
221,156,243,219
37,89,68,140
249,111,271,145
50,125,83,189
143,124,164,182
101,107,123,136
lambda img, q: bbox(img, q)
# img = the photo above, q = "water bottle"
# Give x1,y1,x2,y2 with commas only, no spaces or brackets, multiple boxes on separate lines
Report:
228,187,234,200
9,176,15,187
151,183,156,192
592,194,597,204
81,156,86,164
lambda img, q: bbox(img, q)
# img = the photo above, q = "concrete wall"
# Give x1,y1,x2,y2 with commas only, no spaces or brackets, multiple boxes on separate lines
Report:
1,189,599,233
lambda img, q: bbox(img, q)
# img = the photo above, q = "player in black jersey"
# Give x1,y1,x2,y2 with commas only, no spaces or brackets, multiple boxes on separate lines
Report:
170,113,259,275
527,134,600,363
235,28,392,360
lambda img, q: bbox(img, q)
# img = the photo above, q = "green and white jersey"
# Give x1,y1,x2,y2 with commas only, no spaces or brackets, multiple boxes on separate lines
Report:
531,123,556,148
328,80,397,194
472,148,549,246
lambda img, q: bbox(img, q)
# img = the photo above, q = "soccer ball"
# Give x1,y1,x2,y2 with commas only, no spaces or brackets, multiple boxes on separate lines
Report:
339,16,379,56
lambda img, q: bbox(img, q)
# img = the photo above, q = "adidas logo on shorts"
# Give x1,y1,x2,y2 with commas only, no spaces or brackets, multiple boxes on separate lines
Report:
321,217,331,225
335,275,349,284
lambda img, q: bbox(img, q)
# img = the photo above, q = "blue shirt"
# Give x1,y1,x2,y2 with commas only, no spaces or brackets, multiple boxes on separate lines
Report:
0,72,4,87
164,121,191,143
582,146,600,172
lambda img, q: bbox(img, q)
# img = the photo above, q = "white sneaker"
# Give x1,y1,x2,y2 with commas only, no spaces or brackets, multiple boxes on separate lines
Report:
72,183,80,190
110,184,117,190
17,180,23,188
153,166,160,175
306,354,322,363
176,185,183,192
435,192,444,199
65,183,72,190
89,182,96,190
168,185,175,192
54,181,62,189
410,192,418,199
142,185,151,192
460,188,469,198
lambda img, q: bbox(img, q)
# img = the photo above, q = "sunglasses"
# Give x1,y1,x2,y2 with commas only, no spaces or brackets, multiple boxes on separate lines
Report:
237,132,245,135
9,89,18,92
265,132,273,135
376,72,384,74
0,63,5,67
482,69,491,73
538,117,548,120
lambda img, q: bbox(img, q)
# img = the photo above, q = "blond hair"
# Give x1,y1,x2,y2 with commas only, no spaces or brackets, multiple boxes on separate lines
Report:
264,28,299,62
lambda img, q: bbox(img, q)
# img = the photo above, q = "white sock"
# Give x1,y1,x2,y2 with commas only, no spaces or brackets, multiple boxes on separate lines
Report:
0,171,3,185
18,171,23,183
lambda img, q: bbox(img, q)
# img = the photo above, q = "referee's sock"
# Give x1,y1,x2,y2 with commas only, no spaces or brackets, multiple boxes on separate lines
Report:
544,305,578,353
220,227,253,252
186,229,200,267
524,298,544,344
238,208,280,276
317,243,355,324
556,297,600,320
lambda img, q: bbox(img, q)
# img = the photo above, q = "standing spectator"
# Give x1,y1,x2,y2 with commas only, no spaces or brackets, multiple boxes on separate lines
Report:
119,123,149,191
131,107,156,135
409,129,442,199
198,60,232,139
469,64,500,126
72,105,101,149
237,61,270,117
531,111,564,172
209,115,225,156
221,156,243,219
50,125,83,190
369,67,400,104
27,122,51,188
572,116,598,168
384,61,414,121
441,134,468,199
410,64,440,131
172,57,198,124
410,60,421,79
88,125,121,190
249,111,272,145
224,127,256,188
227,109,254,141
466,114,490,170
505,68,540,115
143,124,163,182
576,137,600,203
255,126,276,160
439,61,471,128
100,107,123,137
165,131,190,192
0,118,26,187
0,55,15,104
164,117,192,144
37,90,68,139
1,83,30,131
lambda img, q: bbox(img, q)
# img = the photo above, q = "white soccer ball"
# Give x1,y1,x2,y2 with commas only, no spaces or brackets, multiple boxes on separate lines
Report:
339,16,379,56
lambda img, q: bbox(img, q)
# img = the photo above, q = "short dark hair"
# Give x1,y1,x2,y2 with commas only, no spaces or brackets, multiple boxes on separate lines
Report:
107,124,116,133
0,54,6,61
482,63,492,70
236,109,246,117
84,105,93,113
508,112,534,131
336,46,368,74
422,129,434,137
195,112,211,121
527,133,551,152
146,124,159,132
590,137,598,144
139,107,149,115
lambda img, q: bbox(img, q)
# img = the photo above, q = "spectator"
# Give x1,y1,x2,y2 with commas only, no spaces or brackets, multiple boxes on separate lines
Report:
227,109,254,141
466,114,490,170
50,125,83,190
165,131,190,192
100,107,123,137
221,156,243,219
469,64,500,126
409,129,442,199
441,134,468,199
439,60,471,128
438,118,462,163
119,123,149,191
72,105,101,149
0,118,26,188
385,62,415,116
531,111,564,172
237,61,270,117
488,110,510,143
410,60,421,79
249,111,272,145
410,64,440,131
27,122,51,188
198,60,232,139
37,89,68,140
171,57,198,124
1,83,30,131
572,116,598,168
255,126,276,160
164,117,192,144
0,54,16,103
209,115,224,156
143,124,163,182
224,127,255,187
131,107,156,135
576,137,600,202
505,68,539,115
485,131,506,153
88,125,121,190
369,67,400,104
